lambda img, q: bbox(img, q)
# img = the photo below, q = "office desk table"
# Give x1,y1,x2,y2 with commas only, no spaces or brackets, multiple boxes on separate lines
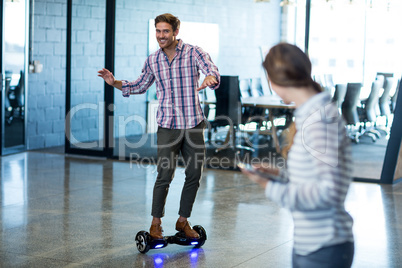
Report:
202,97,295,154
241,97,295,153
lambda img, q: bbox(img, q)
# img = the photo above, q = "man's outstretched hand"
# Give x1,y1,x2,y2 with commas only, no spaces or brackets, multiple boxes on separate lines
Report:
196,75,218,91
98,68,116,86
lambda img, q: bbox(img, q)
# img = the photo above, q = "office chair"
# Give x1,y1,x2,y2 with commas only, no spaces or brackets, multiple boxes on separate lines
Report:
374,74,385,117
391,78,401,113
239,79,251,98
342,83,363,143
379,76,395,127
332,84,347,111
207,76,254,154
357,80,383,141
324,74,336,96
250,78,264,97
6,70,25,125
244,77,266,123
239,78,267,132
4,75,13,125
313,74,326,89
244,77,274,148
239,78,255,125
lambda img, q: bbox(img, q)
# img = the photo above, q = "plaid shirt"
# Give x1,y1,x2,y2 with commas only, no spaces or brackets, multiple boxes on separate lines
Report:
122,39,220,129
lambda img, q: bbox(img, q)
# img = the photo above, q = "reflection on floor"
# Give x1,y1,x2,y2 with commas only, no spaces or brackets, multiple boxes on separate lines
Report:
351,133,389,180
0,152,401,267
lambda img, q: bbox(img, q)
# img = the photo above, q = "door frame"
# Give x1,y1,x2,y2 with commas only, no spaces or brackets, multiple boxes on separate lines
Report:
0,0,29,156
64,0,115,157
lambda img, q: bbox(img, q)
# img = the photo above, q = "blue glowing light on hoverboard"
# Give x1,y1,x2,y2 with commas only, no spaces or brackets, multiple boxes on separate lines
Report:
155,244,164,249
191,241,198,245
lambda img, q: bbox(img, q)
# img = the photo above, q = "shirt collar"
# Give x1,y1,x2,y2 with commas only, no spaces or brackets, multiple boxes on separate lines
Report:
176,39,183,51
157,39,183,53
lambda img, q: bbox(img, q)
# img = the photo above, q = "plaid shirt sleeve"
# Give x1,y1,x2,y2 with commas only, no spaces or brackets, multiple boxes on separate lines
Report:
122,58,155,97
193,46,220,90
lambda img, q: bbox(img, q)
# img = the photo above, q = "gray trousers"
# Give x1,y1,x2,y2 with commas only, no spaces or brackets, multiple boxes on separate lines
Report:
151,121,206,218
292,242,354,268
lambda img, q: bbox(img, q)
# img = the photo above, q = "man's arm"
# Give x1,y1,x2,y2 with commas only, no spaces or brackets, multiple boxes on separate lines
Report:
98,68,123,91
98,58,155,97
193,46,220,91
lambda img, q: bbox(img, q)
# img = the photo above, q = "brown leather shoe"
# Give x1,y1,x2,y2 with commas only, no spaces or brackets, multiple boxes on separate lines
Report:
149,223,164,239
175,219,200,239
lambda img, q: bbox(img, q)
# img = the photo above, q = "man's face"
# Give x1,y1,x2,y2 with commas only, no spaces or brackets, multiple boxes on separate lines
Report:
155,22,178,50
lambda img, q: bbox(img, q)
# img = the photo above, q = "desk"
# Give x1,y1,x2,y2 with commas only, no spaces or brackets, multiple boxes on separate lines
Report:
241,96,295,109
203,96,295,154
241,96,295,153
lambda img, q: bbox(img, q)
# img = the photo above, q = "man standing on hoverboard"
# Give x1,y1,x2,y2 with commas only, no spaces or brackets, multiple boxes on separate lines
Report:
98,13,220,239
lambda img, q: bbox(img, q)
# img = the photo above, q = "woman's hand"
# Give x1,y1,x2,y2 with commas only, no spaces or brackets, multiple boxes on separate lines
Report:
240,163,280,189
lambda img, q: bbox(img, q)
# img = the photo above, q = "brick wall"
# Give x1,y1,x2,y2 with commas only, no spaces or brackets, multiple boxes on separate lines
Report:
27,0,281,150
69,0,106,147
28,0,67,149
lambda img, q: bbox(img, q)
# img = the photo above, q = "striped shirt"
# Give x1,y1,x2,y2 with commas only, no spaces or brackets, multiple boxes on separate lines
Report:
121,39,220,129
266,92,354,256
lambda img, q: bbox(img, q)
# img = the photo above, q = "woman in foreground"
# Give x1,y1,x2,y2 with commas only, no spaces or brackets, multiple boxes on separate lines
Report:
241,43,354,268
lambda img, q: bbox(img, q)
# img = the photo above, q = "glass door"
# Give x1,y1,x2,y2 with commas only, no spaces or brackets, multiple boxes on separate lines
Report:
290,0,402,182
1,0,28,155
65,0,107,156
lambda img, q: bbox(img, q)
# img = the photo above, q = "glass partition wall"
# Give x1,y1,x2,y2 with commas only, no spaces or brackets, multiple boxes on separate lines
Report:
66,0,106,154
113,0,151,161
1,0,28,155
65,0,401,182
285,0,402,181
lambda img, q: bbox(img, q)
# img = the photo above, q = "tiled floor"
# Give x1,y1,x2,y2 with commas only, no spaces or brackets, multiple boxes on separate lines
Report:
0,151,401,267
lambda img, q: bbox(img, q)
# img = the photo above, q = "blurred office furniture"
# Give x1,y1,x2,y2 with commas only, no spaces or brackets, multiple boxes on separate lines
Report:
207,75,253,154
207,76,295,154
332,84,347,111
242,85,270,150
324,74,336,96
377,72,394,79
4,72,12,124
252,78,292,131
374,74,385,117
250,78,264,97
357,79,383,141
342,83,363,143
379,76,395,127
239,78,266,127
239,79,251,98
391,78,400,113
241,96,295,153
239,78,254,124
313,73,337,96
359,80,382,124
313,74,326,89
5,70,25,125
242,77,294,151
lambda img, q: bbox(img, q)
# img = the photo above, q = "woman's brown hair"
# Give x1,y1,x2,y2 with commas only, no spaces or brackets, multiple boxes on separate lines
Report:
263,43,322,158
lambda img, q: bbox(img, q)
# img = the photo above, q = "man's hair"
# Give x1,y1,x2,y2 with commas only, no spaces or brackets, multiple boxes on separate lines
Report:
154,13,181,32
